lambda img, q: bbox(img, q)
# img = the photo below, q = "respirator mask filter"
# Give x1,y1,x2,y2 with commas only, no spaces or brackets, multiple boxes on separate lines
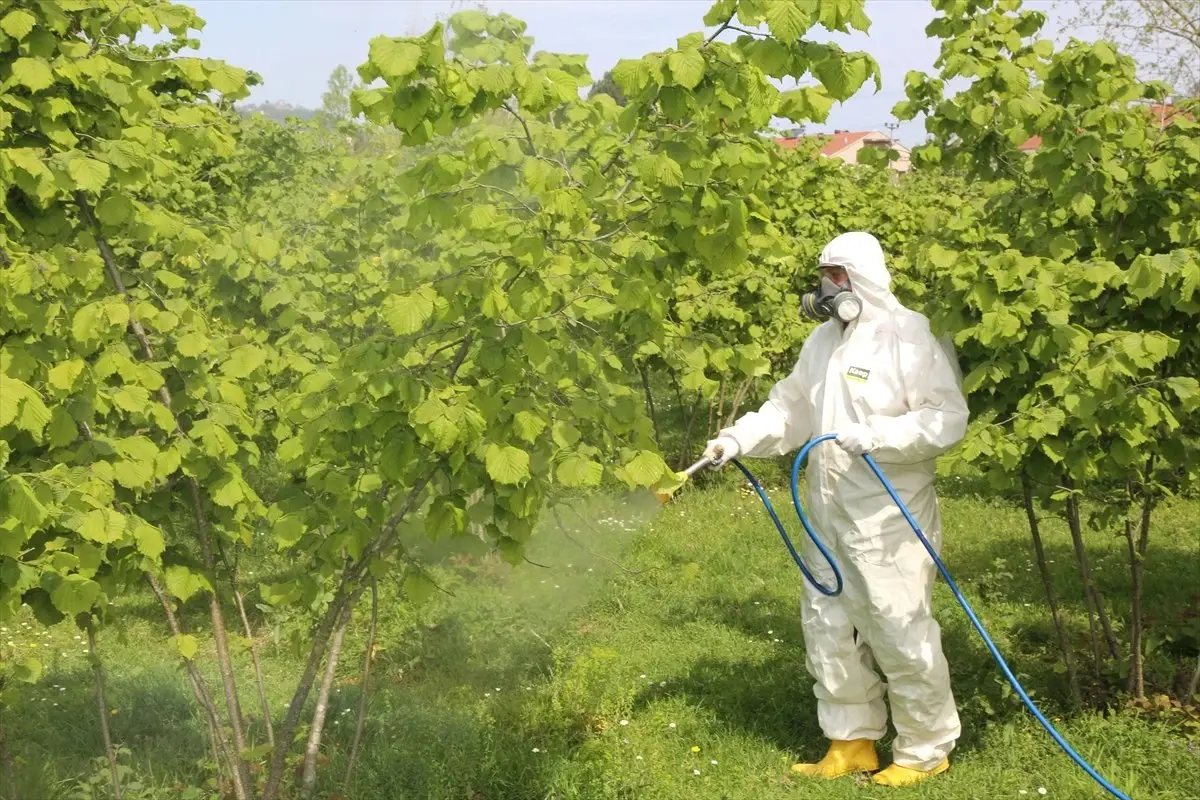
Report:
800,274,862,323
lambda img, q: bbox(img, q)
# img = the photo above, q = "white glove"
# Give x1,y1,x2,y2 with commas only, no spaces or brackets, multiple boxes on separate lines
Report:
835,423,877,456
703,436,740,467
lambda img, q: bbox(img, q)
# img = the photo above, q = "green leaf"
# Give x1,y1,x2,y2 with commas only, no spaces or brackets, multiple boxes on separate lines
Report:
927,243,957,269
455,9,489,33
272,514,306,548
50,574,102,616
667,49,705,89
485,444,530,485
618,450,669,488
778,85,834,123
0,9,37,40
1166,377,1199,410
556,454,604,487
704,0,737,26
95,193,133,225
207,63,246,94
747,38,792,76
164,565,210,602
47,358,86,393
0,377,51,437
765,0,812,44
10,58,54,92
177,332,209,357
211,472,246,507
71,300,128,347
513,410,546,443
369,36,423,80
403,571,436,606
67,157,111,192
480,285,509,319
11,657,42,684
74,542,103,577
77,508,126,544
383,287,437,335
249,235,279,261
1,476,46,531
1070,193,1095,218
174,634,199,661
113,457,154,490
636,153,683,188
814,51,876,100
109,385,148,415
131,518,166,561
221,344,265,379
552,420,581,447
497,536,524,566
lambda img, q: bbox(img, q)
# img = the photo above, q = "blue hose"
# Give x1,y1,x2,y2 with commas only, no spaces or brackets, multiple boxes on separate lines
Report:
730,433,1132,800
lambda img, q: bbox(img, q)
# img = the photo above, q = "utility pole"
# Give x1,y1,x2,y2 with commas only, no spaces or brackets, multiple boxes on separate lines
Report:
883,121,902,177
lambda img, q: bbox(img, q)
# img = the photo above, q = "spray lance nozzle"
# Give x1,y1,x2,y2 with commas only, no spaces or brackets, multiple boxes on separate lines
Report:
654,445,725,504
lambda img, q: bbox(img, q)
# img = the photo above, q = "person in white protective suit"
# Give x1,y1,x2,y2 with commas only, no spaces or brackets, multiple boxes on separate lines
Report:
703,231,969,787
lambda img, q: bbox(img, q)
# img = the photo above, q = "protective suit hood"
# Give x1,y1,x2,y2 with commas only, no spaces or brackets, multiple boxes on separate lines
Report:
819,232,903,321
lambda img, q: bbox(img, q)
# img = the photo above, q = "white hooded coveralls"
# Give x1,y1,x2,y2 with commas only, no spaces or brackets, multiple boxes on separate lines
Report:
720,232,969,770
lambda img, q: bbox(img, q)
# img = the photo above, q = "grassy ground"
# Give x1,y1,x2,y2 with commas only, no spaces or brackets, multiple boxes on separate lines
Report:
4,471,1199,799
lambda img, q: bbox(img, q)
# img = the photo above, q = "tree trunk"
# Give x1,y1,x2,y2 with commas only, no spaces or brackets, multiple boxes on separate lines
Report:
188,481,254,798
146,575,247,800
263,582,352,800
712,378,727,438
344,581,379,791
725,378,753,428
264,475,434,800
639,364,662,452
1064,479,1120,659
301,602,354,799
87,621,122,800
678,391,703,470
670,370,686,468
1125,467,1155,699
234,587,275,747
1022,475,1082,708
1070,491,1104,671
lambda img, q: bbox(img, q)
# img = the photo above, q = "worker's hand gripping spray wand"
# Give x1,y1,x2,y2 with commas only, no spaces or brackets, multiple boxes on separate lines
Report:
681,443,725,480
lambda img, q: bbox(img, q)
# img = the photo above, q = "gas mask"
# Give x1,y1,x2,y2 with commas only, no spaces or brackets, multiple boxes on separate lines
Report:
800,274,862,323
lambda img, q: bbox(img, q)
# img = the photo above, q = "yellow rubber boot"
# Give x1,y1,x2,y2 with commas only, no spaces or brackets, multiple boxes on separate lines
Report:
790,739,879,779
871,758,949,787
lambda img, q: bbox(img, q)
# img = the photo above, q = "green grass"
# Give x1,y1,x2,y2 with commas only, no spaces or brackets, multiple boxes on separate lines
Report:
5,474,1199,799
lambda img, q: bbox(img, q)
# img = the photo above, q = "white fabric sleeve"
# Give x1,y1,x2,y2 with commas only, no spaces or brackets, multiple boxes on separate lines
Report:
718,351,813,459
866,320,969,465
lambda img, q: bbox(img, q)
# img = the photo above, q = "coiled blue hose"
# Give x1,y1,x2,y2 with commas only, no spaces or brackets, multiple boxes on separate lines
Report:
729,433,1132,800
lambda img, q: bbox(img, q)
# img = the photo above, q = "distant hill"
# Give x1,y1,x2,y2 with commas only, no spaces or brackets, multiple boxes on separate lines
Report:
236,101,318,122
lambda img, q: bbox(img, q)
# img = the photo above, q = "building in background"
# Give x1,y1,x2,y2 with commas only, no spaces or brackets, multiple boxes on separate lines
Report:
1018,103,1186,152
775,130,912,172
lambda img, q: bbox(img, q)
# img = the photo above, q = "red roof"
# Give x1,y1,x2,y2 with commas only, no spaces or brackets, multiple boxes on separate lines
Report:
1018,103,1186,151
1017,136,1042,152
775,130,879,156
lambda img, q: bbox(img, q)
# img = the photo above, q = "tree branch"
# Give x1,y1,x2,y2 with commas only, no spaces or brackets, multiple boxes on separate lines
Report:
86,620,123,800
343,580,378,790
704,10,737,46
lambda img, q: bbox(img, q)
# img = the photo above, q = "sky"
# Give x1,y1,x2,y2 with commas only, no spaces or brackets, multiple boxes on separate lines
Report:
178,0,1083,147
